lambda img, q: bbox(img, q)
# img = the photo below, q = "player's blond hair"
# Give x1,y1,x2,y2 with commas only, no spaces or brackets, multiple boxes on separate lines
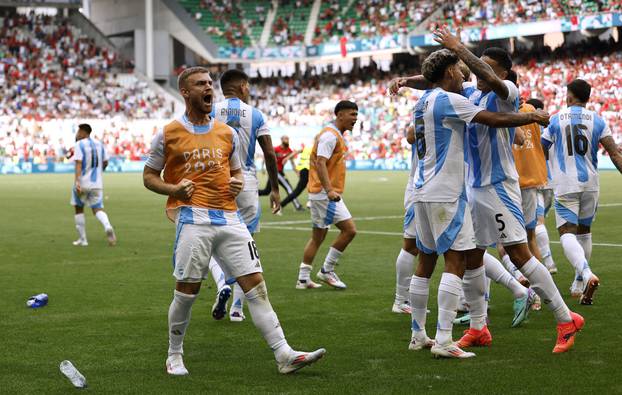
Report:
177,66,210,91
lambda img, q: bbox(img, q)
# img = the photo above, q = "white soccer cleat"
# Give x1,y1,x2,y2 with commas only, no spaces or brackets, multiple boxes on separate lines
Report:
105,228,117,246
408,333,434,351
72,239,88,247
296,279,322,289
229,310,246,322
431,341,476,359
570,277,584,299
277,348,326,374
392,301,412,314
316,270,346,289
166,354,189,376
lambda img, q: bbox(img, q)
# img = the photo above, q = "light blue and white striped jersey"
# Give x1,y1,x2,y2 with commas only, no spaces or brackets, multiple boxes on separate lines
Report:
73,137,108,190
404,139,418,208
542,106,611,196
412,88,482,202
211,97,270,191
464,80,520,188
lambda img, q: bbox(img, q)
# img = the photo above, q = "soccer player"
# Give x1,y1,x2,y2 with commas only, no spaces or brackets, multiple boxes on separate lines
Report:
280,144,311,209
70,123,116,247
143,67,325,375
433,26,583,353
406,49,550,358
526,98,559,274
207,69,281,322
296,101,358,290
392,125,417,314
259,135,303,211
542,79,622,304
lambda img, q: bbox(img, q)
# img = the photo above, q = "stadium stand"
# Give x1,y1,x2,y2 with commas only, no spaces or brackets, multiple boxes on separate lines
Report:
271,0,313,46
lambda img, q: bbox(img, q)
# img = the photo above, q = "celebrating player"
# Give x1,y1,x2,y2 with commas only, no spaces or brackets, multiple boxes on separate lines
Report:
142,67,325,376
207,69,281,322
542,78,622,304
70,123,116,247
433,26,583,353
296,101,358,290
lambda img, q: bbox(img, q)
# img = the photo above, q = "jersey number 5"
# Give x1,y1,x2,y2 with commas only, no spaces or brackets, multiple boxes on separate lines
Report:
414,117,426,160
565,124,588,156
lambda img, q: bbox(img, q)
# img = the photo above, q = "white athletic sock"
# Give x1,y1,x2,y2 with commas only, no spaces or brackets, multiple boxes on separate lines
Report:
500,254,521,279
74,213,87,241
298,262,312,282
231,283,245,312
168,290,197,355
322,247,342,273
576,233,592,261
484,252,527,299
435,273,462,345
520,257,571,323
560,233,593,281
485,277,491,302
245,281,292,362
462,266,487,330
395,249,415,304
409,275,430,336
95,210,112,231
535,224,555,267
208,258,226,291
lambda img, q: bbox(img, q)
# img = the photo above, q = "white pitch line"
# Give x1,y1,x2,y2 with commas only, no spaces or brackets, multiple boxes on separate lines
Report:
262,224,622,247
598,203,622,207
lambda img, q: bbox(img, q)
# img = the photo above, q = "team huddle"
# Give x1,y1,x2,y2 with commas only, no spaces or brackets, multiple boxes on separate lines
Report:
69,27,622,373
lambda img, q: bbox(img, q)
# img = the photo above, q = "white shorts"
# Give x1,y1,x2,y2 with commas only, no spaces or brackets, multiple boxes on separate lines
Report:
554,191,599,228
236,189,261,234
403,203,417,239
71,187,104,209
537,188,554,218
415,195,476,255
172,221,263,283
521,187,537,230
310,198,352,229
468,179,527,248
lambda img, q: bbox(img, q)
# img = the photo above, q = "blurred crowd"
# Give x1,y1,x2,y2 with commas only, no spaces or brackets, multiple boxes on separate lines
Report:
0,12,173,121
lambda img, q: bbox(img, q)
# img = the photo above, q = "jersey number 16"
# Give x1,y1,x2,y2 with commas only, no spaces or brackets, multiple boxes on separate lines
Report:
565,124,588,157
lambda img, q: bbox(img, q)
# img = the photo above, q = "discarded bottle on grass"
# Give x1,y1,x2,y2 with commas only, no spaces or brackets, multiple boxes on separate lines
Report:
26,293,48,308
60,360,87,389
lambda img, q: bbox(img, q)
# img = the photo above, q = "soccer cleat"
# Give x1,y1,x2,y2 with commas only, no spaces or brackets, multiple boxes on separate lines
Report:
166,354,189,376
229,310,246,322
544,260,558,274
316,270,346,289
431,341,476,359
512,288,536,327
295,279,322,289
211,285,232,320
277,348,326,374
570,276,584,299
580,274,600,305
392,301,412,314
457,326,492,348
553,311,585,353
72,239,88,247
453,313,471,326
531,294,542,311
408,333,434,351
105,228,117,246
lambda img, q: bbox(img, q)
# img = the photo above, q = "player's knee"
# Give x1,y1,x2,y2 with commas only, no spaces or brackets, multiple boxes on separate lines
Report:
577,224,591,234
506,244,532,266
175,281,201,295
557,223,577,236
403,239,419,256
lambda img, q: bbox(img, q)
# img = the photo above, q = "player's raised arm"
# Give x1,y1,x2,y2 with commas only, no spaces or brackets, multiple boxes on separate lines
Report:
473,109,550,129
388,75,432,95
433,25,509,100
600,135,622,174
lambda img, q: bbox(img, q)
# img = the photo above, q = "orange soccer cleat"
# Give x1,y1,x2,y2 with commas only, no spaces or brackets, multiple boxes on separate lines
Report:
553,311,585,353
457,325,492,348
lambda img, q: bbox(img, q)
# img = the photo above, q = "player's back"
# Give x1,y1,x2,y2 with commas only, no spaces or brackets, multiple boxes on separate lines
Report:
466,81,520,188
543,106,610,195
75,137,107,190
413,88,480,203
211,97,268,189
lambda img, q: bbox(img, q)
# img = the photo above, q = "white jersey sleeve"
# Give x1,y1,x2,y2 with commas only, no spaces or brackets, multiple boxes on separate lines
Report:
447,92,483,124
503,80,519,103
145,129,165,171
229,127,242,171
73,141,83,162
316,131,338,159
254,108,270,138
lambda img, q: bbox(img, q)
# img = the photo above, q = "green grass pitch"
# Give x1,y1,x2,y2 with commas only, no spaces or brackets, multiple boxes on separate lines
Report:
2,171,622,394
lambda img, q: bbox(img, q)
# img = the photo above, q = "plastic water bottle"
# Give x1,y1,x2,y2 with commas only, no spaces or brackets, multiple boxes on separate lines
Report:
60,360,87,389
26,293,48,308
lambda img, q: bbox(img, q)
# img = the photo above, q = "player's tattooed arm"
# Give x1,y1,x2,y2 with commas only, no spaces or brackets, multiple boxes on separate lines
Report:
258,135,281,213
388,75,432,95
433,25,509,100
473,109,550,129
600,136,622,174
143,165,195,200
